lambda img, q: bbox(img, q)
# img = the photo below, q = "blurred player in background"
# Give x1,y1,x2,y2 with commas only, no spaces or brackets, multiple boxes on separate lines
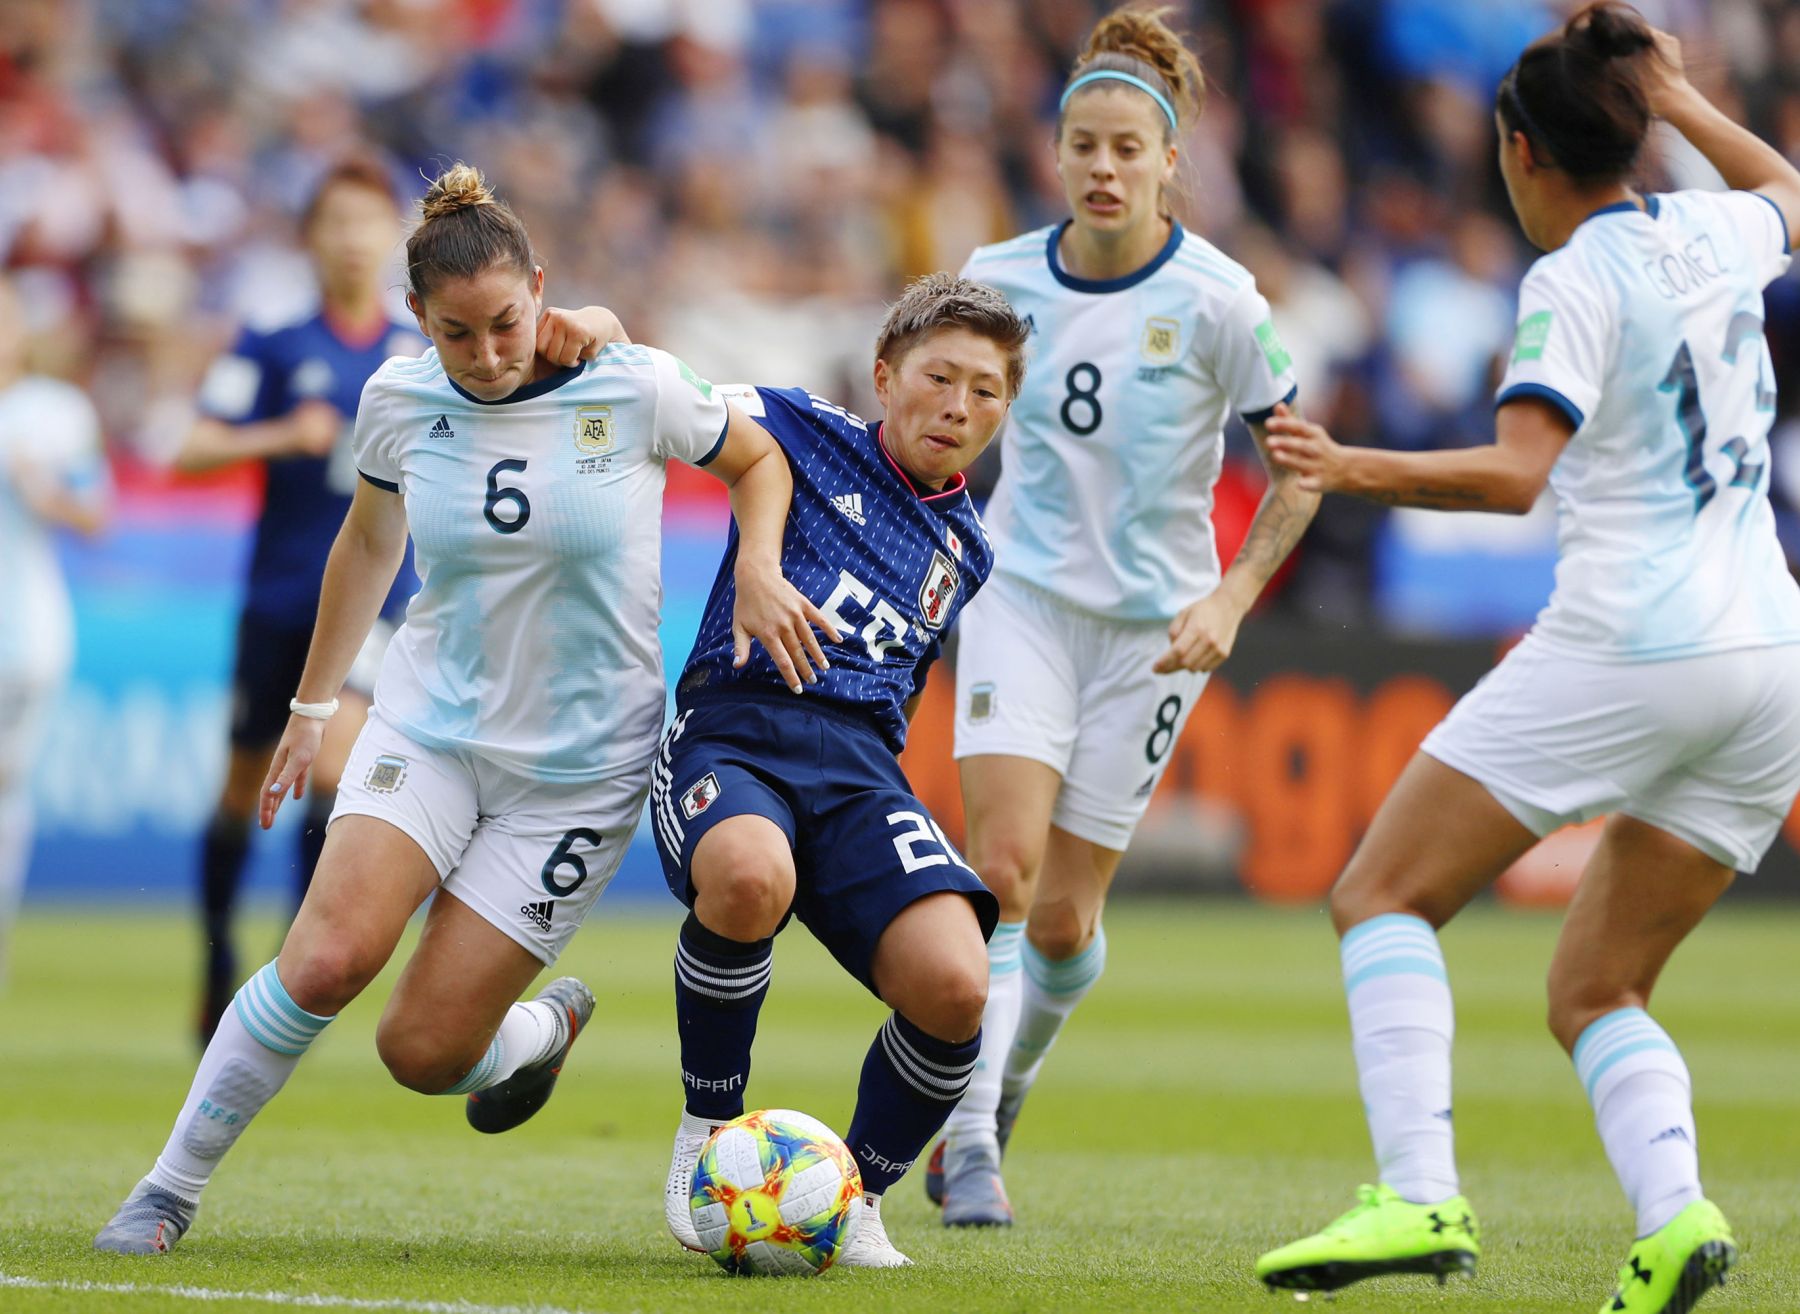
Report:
94,163,820,1255
653,273,1029,1267
0,275,110,990
1255,9,1800,1312
176,155,425,1045
932,5,1316,1226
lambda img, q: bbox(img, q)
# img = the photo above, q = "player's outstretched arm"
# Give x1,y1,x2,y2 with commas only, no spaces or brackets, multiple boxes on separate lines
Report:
1154,401,1322,674
8,454,109,536
1641,27,1800,248
260,478,408,828
1263,399,1572,514
699,405,843,692
173,404,342,474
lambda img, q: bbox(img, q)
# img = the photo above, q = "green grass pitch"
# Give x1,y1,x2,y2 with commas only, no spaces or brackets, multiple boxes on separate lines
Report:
2,901,1796,1313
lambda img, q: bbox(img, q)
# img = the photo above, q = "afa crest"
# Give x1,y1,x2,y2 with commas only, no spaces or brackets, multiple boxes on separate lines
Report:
365,754,408,794
1141,317,1180,364
574,405,614,455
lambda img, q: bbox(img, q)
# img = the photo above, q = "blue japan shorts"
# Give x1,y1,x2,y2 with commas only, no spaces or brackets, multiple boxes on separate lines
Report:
650,693,998,992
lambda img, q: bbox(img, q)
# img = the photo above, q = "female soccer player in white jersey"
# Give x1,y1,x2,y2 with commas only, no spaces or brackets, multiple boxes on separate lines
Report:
179,155,427,1047
95,164,829,1254
0,275,109,990
1254,9,1800,1312
934,5,1317,1226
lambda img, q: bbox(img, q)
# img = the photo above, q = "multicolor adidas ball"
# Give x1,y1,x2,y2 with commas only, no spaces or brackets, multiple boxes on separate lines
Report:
689,1108,862,1276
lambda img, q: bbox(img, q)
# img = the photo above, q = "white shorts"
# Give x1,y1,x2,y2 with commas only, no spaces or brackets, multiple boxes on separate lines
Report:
331,710,649,964
0,671,61,791
953,572,1208,851
1422,635,1800,871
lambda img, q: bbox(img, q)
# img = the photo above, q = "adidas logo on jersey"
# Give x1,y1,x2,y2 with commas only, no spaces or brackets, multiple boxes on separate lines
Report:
429,414,454,440
520,900,554,933
832,492,866,526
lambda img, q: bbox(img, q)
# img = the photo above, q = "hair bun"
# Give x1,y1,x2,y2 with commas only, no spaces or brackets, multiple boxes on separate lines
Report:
419,162,495,222
1566,1,1655,63
1075,4,1205,128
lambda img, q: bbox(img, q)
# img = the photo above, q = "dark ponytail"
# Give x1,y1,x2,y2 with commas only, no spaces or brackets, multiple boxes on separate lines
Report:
1497,2,1658,184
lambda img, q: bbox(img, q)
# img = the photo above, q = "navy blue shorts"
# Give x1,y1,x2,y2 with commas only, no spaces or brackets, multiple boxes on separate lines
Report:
650,694,998,993
229,611,312,748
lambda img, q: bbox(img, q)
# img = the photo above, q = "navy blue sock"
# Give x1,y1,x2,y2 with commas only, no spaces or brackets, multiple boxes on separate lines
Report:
674,912,773,1121
848,1013,980,1197
200,815,250,993
297,794,332,909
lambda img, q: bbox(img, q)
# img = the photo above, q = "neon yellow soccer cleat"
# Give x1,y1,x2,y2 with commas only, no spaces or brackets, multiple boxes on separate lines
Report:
1599,1200,1736,1314
1256,1184,1480,1292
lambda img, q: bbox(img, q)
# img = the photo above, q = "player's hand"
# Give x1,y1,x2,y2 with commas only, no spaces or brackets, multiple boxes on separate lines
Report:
259,715,326,829
1263,404,1349,494
1638,26,1691,119
286,401,344,458
1154,589,1245,674
537,305,628,368
731,559,843,693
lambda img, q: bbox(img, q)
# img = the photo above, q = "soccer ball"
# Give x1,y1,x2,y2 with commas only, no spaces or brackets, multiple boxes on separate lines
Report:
689,1108,863,1276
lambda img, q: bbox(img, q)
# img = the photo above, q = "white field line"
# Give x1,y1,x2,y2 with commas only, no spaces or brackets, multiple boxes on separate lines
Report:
0,1273,605,1314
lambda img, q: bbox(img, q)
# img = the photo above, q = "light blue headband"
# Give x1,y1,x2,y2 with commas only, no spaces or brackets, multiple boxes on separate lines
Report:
1059,70,1178,133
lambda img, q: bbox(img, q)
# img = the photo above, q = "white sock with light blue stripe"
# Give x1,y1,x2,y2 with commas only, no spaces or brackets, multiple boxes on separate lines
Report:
944,921,1026,1150
1341,913,1458,1203
1002,926,1106,1099
1573,1008,1701,1236
146,961,333,1202
438,998,567,1096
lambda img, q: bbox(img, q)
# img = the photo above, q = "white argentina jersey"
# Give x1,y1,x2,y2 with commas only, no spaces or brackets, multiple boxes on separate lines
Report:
0,377,106,681
1497,190,1800,659
354,343,729,781
962,222,1298,621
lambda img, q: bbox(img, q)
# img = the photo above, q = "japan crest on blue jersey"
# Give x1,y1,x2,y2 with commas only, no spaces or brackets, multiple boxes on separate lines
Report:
676,385,994,752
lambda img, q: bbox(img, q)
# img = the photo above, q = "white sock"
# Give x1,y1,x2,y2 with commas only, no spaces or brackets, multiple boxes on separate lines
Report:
146,960,334,1201
1341,913,1458,1203
944,921,1024,1150
0,784,30,989
1002,926,1106,1099
440,998,566,1095
1573,1008,1702,1236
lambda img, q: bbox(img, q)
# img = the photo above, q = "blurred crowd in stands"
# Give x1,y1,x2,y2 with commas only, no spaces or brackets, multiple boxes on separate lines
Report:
4,0,1799,619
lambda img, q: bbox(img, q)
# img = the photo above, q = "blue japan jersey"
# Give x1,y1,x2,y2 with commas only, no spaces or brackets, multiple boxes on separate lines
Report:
197,311,425,624
676,386,994,753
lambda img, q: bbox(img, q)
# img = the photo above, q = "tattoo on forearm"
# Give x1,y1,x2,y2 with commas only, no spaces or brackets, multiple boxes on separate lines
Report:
1235,477,1318,580
1363,485,1492,509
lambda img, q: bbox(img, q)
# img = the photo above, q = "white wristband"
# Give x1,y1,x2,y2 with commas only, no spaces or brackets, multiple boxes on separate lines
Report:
289,698,340,721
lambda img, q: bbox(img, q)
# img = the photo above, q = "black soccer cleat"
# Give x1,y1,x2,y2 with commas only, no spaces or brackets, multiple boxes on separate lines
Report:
465,977,595,1134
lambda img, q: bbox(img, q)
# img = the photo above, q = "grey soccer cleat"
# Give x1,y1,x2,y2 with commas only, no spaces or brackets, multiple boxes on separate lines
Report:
940,1137,1014,1227
926,1085,1027,1207
93,1179,198,1255
465,977,594,1135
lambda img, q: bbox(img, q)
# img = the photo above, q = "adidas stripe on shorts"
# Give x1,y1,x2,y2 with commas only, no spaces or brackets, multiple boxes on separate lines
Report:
331,708,648,963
